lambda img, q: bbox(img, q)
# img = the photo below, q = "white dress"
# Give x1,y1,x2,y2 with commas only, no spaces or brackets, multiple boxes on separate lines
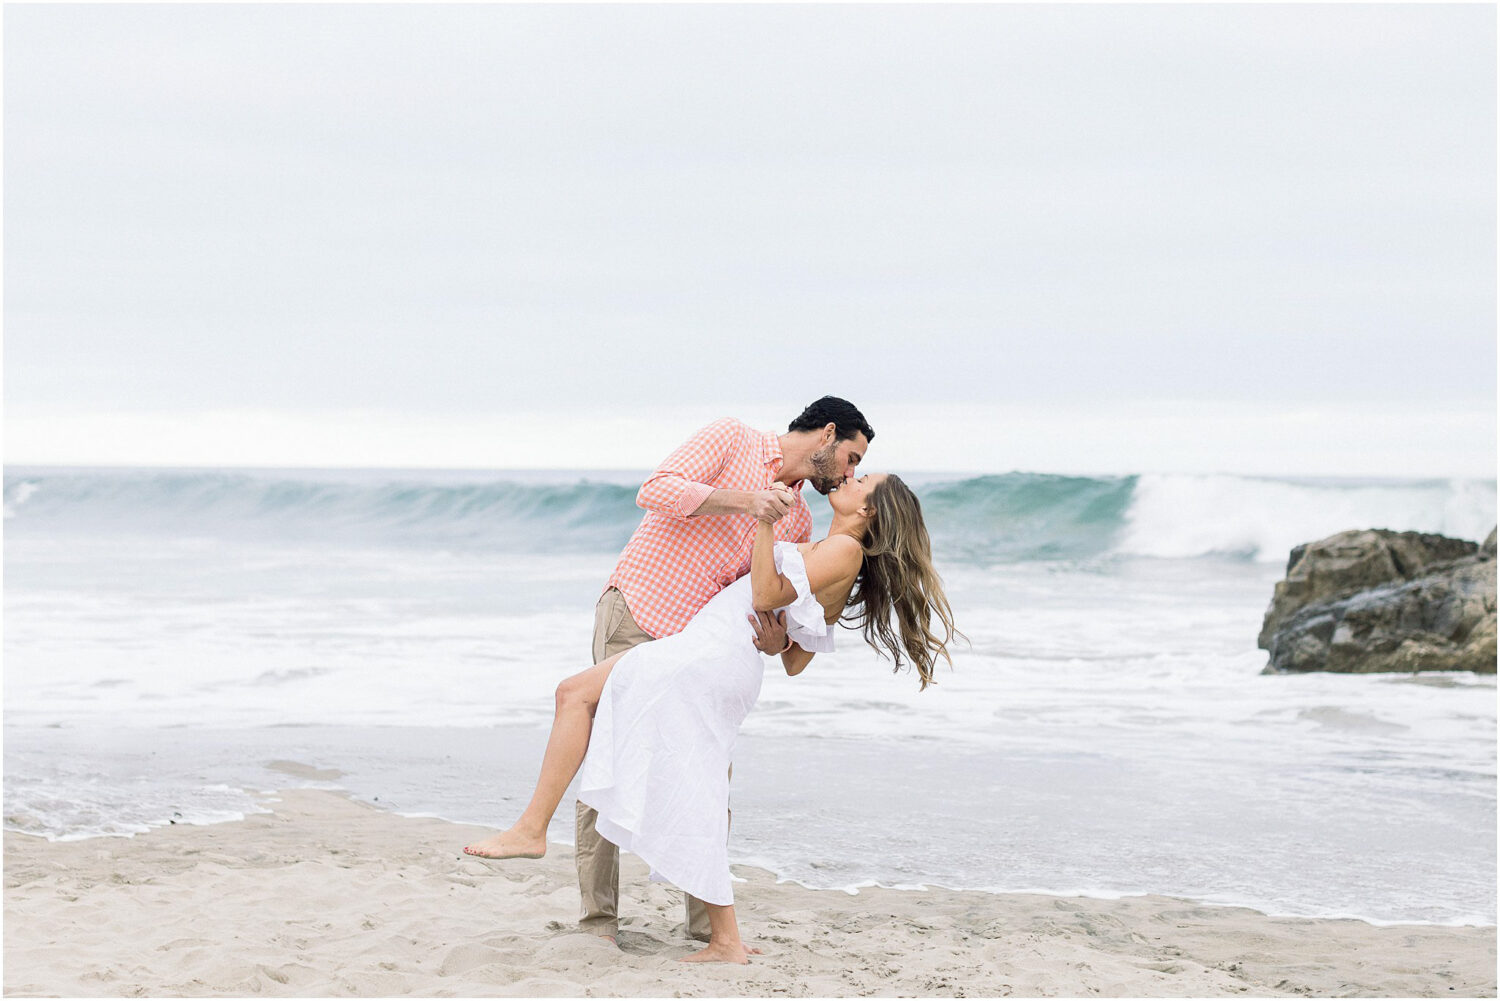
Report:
577,542,835,906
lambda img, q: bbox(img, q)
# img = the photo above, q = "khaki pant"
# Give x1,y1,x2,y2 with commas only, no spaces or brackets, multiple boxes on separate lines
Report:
576,588,729,941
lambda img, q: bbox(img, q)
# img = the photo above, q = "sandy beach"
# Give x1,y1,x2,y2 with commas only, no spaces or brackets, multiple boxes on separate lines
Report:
3,787,1493,998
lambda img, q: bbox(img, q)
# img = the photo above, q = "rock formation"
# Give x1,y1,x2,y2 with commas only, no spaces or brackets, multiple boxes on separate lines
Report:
1258,527,1497,674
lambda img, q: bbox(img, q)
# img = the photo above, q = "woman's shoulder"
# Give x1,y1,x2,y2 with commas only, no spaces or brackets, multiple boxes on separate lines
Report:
801,535,862,569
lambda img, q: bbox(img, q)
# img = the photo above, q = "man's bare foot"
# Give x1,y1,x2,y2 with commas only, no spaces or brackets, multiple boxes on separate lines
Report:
462,827,546,860
678,941,751,964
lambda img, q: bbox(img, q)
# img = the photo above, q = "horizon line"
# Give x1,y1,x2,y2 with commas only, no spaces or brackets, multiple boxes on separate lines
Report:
4,461,1494,485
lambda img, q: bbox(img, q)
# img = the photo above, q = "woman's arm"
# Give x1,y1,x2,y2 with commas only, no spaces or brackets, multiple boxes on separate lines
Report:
751,522,864,613
781,643,815,677
751,520,797,610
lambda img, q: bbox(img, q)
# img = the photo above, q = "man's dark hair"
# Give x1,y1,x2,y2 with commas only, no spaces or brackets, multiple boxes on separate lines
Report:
788,396,875,444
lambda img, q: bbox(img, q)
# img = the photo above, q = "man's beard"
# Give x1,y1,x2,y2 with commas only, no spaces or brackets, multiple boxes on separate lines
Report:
806,444,843,495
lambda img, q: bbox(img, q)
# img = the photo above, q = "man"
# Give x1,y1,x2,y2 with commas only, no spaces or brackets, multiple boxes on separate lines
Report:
579,396,874,944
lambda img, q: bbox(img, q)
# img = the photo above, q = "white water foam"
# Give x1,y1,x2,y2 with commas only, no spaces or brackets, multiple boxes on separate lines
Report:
3,479,41,519
1115,473,1495,562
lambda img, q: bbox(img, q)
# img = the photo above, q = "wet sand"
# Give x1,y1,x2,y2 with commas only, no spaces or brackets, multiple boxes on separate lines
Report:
4,788,1495,997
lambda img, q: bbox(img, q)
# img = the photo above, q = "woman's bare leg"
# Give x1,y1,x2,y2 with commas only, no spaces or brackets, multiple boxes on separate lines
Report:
463,652,624,859
678,902,751,964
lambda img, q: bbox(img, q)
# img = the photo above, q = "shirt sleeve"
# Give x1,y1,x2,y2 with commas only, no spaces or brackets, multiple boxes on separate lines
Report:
773,543,836,653
635,418,739,519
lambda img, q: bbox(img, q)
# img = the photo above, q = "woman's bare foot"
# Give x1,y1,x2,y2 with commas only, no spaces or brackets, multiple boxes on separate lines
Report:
678,940,751,964
462,826,546,860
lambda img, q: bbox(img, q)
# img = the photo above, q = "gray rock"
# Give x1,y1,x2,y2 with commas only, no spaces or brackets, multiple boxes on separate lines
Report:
1259,527,1497,675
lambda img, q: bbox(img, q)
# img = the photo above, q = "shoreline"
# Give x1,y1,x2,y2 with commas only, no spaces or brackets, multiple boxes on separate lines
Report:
5,787,1495,997
6,720,1495,931
12,797,1495,932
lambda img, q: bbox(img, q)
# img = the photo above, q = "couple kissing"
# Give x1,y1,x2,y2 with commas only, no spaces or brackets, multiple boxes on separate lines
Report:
464,396,958,964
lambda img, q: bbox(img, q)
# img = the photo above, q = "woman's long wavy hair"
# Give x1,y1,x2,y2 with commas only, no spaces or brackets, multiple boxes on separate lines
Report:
844,475,960,690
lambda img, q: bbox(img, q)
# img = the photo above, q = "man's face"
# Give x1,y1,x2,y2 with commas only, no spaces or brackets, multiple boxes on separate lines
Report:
806,430,869,495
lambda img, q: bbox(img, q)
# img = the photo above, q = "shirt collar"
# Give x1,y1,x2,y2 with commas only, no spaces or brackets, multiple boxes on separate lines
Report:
762,431,783,470
763,431,800,489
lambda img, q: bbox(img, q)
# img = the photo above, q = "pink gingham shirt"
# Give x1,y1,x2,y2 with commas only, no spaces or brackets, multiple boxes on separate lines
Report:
606,418,813,639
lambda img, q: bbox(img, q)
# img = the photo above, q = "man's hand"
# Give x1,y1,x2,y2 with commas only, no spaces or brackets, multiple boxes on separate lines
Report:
747,610,788,655
747,486,793,524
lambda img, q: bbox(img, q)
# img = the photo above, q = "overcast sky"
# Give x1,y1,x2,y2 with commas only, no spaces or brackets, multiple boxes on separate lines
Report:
4,3,1495,476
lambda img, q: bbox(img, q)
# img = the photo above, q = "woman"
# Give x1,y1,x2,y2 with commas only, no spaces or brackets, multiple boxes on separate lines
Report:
462,473,958,963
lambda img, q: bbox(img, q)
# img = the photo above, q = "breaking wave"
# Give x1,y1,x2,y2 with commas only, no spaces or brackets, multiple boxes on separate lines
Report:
4,468,1493,564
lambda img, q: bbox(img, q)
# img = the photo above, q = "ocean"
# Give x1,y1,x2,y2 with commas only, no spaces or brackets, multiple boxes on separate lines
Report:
4,465,1495,926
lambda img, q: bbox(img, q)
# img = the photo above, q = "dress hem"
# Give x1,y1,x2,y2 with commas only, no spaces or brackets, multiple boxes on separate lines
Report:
577,787,735,907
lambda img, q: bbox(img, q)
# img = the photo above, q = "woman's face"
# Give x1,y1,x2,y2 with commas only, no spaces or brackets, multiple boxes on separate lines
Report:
828,472,887,518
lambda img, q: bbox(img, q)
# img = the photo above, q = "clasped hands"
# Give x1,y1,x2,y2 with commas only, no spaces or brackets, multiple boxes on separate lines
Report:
750,483,796,524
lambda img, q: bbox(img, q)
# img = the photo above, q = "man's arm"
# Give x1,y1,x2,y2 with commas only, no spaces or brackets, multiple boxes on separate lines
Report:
690,489,784,518
636,418,790,521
